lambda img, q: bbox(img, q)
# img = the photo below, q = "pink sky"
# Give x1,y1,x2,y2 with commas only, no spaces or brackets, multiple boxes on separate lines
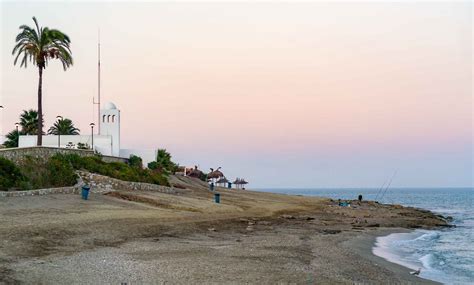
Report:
1,2,472,187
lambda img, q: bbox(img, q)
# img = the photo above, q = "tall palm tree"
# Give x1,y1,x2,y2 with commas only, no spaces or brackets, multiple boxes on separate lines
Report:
48,118,80,135
19,109,39,135
12,17,73,146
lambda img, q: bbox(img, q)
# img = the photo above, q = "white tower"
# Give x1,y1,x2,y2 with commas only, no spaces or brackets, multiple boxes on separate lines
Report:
100,102,120,156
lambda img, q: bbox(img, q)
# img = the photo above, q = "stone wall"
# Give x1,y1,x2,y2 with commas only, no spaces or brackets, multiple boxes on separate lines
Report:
77,171,176,194
0,168,175,198
0,186,81,198
0,146,128,164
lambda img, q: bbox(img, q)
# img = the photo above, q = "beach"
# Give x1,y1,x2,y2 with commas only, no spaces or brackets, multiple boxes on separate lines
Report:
0,175,448,284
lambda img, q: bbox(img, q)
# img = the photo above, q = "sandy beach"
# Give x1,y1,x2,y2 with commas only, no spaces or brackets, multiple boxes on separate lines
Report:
0,175,448,284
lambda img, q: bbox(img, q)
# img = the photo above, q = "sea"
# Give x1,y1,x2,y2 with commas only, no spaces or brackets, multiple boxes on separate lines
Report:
256,187,473,285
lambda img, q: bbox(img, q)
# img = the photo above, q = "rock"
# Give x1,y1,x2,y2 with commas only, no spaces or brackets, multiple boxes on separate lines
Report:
208,228,216,232
322,229,341,234
280,214,295,219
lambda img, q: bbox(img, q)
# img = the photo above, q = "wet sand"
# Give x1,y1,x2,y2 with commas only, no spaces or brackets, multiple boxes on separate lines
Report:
0,175,447,284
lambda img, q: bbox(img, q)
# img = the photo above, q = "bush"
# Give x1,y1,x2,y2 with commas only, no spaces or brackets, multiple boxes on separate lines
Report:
0,153,169,191
77,142,90,150
46,156,78,187
16,155,78,189
0,157,27,190
147,161,158,170
0,155,78,191
53,153,169,186
129,155,143,169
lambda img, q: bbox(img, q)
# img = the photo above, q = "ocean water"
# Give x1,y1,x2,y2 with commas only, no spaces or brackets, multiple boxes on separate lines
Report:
256,187,473,284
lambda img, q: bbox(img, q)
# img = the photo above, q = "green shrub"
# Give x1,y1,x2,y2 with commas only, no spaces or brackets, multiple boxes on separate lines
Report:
16,155,78,189
52,153,169,186
129,155,143,169
0,155,78,191
147,161,158,170
76,142,90,150
0,157,27,190
46,156,78,187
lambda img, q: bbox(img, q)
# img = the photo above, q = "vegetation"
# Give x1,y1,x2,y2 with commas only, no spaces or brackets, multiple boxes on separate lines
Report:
0,155,77,191
16,155,78,189
3,109,43,148
129,155,143,169
12,17,73,146
148,149,179,174
76,142,90,150
0,153,169,191
19,109,39,135
48,117,80,135
3,129,21,148
54,154,169,186
2,111,81,148
0,157,27,190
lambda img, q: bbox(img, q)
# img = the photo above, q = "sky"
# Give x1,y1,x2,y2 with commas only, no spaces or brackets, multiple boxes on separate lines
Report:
0,1,472,188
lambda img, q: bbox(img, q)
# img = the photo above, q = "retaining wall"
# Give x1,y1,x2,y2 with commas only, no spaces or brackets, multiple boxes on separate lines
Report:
0,169,175,198
0,146,128,164
0,186,81,198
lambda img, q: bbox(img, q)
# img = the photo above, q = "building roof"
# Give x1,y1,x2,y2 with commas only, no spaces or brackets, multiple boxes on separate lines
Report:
104,102,117,110
187,166,204,178
216,177,229,184
207,167,224,179
232,178,248,184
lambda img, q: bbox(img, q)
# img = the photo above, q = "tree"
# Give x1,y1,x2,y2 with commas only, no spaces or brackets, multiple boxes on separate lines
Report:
3,129,22,148
12,17,73,146
19,109,39,135
149,149,178,173
48,117,80,135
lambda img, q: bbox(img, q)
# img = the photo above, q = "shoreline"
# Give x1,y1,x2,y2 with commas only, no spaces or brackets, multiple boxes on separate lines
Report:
346,228,440,284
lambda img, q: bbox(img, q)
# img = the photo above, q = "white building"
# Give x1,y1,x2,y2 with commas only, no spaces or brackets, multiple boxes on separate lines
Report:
18,102,157,166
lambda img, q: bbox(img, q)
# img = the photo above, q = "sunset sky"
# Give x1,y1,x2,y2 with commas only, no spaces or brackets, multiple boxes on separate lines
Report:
1,1,472,188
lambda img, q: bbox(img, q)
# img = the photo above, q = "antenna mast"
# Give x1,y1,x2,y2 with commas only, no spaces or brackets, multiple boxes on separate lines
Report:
93,29,101,133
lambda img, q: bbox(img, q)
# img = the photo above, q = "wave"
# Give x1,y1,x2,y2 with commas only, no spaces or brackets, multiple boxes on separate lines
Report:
413,231,439,242
419,254,435,270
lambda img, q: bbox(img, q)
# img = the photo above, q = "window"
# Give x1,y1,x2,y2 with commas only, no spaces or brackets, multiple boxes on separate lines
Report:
102,115,106,122
112,115,115,123
107,115,111,122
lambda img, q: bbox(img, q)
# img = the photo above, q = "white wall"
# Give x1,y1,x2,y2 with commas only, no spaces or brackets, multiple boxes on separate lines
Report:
120,148,157,168
100,108,120,156
19,135,113,155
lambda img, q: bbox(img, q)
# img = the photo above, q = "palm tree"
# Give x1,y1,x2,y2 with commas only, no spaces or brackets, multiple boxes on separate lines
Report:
48,118,80,135
19,109,39,135
3,129,22,148
12,17,73,146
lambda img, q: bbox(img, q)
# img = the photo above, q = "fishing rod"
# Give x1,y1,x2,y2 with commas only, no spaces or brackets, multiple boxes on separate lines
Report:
374,179,388,201
379,170,398,201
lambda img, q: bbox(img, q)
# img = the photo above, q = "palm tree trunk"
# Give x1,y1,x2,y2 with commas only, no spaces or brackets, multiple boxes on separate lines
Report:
37,66,43,146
